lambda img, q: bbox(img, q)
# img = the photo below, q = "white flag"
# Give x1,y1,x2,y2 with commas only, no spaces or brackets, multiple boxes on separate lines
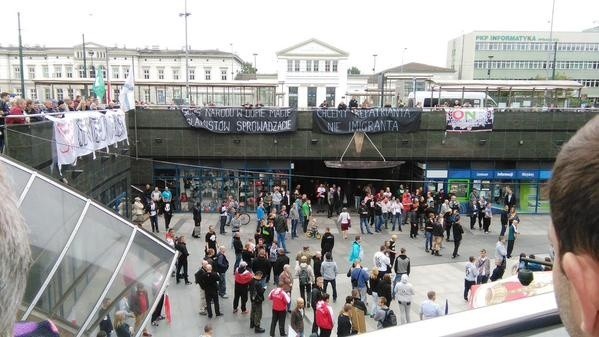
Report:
119,70,135,112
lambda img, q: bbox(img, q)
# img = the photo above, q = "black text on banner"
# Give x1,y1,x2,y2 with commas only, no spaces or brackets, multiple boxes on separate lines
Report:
312,108,422,134
181,108,297,134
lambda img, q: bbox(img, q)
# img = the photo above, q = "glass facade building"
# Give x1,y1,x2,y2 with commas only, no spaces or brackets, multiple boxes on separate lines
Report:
2,155,177,337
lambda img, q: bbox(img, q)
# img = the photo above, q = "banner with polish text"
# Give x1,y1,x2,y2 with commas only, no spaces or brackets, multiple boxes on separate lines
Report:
446,108,494,132
181,108,297,134
313,108,422,134
48,110,129,174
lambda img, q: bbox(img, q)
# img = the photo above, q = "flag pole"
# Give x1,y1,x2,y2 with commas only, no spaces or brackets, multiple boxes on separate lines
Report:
105,47,111,105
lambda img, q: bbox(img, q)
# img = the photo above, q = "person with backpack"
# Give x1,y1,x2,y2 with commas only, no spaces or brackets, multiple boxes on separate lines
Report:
215,246,230,299
249,271,266,333
315,293,335,337
268,284,291,337
373,297,397,328
295,256,314,307
350,261,370,308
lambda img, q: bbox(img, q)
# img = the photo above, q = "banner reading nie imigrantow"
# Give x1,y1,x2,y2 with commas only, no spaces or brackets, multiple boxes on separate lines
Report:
313,108,422,134
181,108,297,134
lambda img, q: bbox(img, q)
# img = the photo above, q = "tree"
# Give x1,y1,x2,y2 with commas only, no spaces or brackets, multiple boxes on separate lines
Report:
347,66,361,75
241,62,257,74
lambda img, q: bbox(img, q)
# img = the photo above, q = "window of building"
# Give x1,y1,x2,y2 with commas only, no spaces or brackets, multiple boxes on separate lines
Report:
306,60,312,72
44,88,51,100
112,66,120,79
78,66,85,78
66,66,73,78
67,88,73,98
28,66,36,79
143,68,150,79
123,67,130,78
53,65,62,78
288,86,298,108
42,65,49,78
29,88,37,100
158,68,165,80
332,60,338,72
144,89,150,102
313,60,319,72
325,60,331,72
287,60,293,72
13,66,21,79
56,88,64,100
205,68,211,80
294,60,300,72
307,87,317,107
172,68,180,80
189,68,195,80
221,69,227,80
173,88,182,98
326,87,335,106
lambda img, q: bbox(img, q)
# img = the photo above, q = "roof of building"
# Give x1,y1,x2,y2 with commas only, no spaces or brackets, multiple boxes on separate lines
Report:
276,38,349,57
381,62,454,74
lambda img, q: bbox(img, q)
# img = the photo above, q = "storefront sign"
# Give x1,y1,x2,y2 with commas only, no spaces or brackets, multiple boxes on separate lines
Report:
517,170,539,180
495,170,515,179
313,108,422,134
48,109,129,174
180,107,297,134
426,170,448,179
539,170,552,180
449,170,471,179
446,108,494,132
471,170,493,178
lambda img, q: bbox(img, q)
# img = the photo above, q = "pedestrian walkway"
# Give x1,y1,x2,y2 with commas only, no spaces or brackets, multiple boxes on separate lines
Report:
142,212,551,337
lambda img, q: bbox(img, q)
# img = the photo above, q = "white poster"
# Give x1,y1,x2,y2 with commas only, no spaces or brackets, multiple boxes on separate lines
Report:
50,109,129,173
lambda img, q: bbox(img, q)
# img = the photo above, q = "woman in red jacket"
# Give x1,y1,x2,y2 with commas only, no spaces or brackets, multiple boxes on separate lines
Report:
7,98,26,124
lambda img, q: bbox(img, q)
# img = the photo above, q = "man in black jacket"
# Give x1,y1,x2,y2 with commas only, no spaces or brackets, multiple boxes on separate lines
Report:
195,261,209,315
272,248,289,286
274,213,289,253
321,227,335,256
349,97,358,109
233,233,244,270
175,236,191,284
249,271,266,333
215,246,230,299
199,264,222,318
313,251,323,280
192,202,202,238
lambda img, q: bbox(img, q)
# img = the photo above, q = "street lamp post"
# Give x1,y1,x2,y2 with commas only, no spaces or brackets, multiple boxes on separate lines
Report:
17,12,25,98
487,55,494,79
253,53,258,71
372,54,378,73
179,0,191,103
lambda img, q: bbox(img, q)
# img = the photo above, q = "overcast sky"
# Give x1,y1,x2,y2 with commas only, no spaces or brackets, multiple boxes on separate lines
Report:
5,0,599,74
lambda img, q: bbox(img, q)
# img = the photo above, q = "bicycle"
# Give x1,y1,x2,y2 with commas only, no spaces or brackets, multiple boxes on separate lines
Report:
236,208,251,226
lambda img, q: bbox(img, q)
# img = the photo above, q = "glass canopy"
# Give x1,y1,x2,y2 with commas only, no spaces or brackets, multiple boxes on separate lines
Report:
1,155,177,337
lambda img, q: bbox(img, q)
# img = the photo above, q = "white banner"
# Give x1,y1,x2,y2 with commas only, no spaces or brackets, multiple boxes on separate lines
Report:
51,109,129,173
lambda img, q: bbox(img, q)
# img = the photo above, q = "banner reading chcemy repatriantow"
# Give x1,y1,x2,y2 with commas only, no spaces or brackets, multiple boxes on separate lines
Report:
313,108,422,134
446,108,494,132
181,108,297,134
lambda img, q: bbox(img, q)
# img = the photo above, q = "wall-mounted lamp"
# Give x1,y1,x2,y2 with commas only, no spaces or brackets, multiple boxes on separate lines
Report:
479,139,487,145
441,139,446,145
401,140,409,145
273,138,278,144
311,139,319,144
233,139,241,144
154,138,163,143
519,140,524,145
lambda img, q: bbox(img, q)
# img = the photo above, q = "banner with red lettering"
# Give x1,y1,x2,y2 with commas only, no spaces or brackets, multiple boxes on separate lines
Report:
446,108,493,132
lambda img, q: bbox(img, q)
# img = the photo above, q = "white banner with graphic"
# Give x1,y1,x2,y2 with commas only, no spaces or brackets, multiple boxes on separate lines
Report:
446,108,494,132
50,109,129,173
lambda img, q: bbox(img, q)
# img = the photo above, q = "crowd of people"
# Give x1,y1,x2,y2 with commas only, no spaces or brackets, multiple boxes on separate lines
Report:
132,178,542,337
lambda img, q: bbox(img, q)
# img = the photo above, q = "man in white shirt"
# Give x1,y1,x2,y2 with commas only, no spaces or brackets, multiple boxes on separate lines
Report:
490,236,508,281
316,184,326,213
373,245,391,277
419,291,443,320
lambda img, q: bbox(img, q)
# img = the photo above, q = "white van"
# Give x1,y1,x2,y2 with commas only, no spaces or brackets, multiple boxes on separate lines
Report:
408,91,497,108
